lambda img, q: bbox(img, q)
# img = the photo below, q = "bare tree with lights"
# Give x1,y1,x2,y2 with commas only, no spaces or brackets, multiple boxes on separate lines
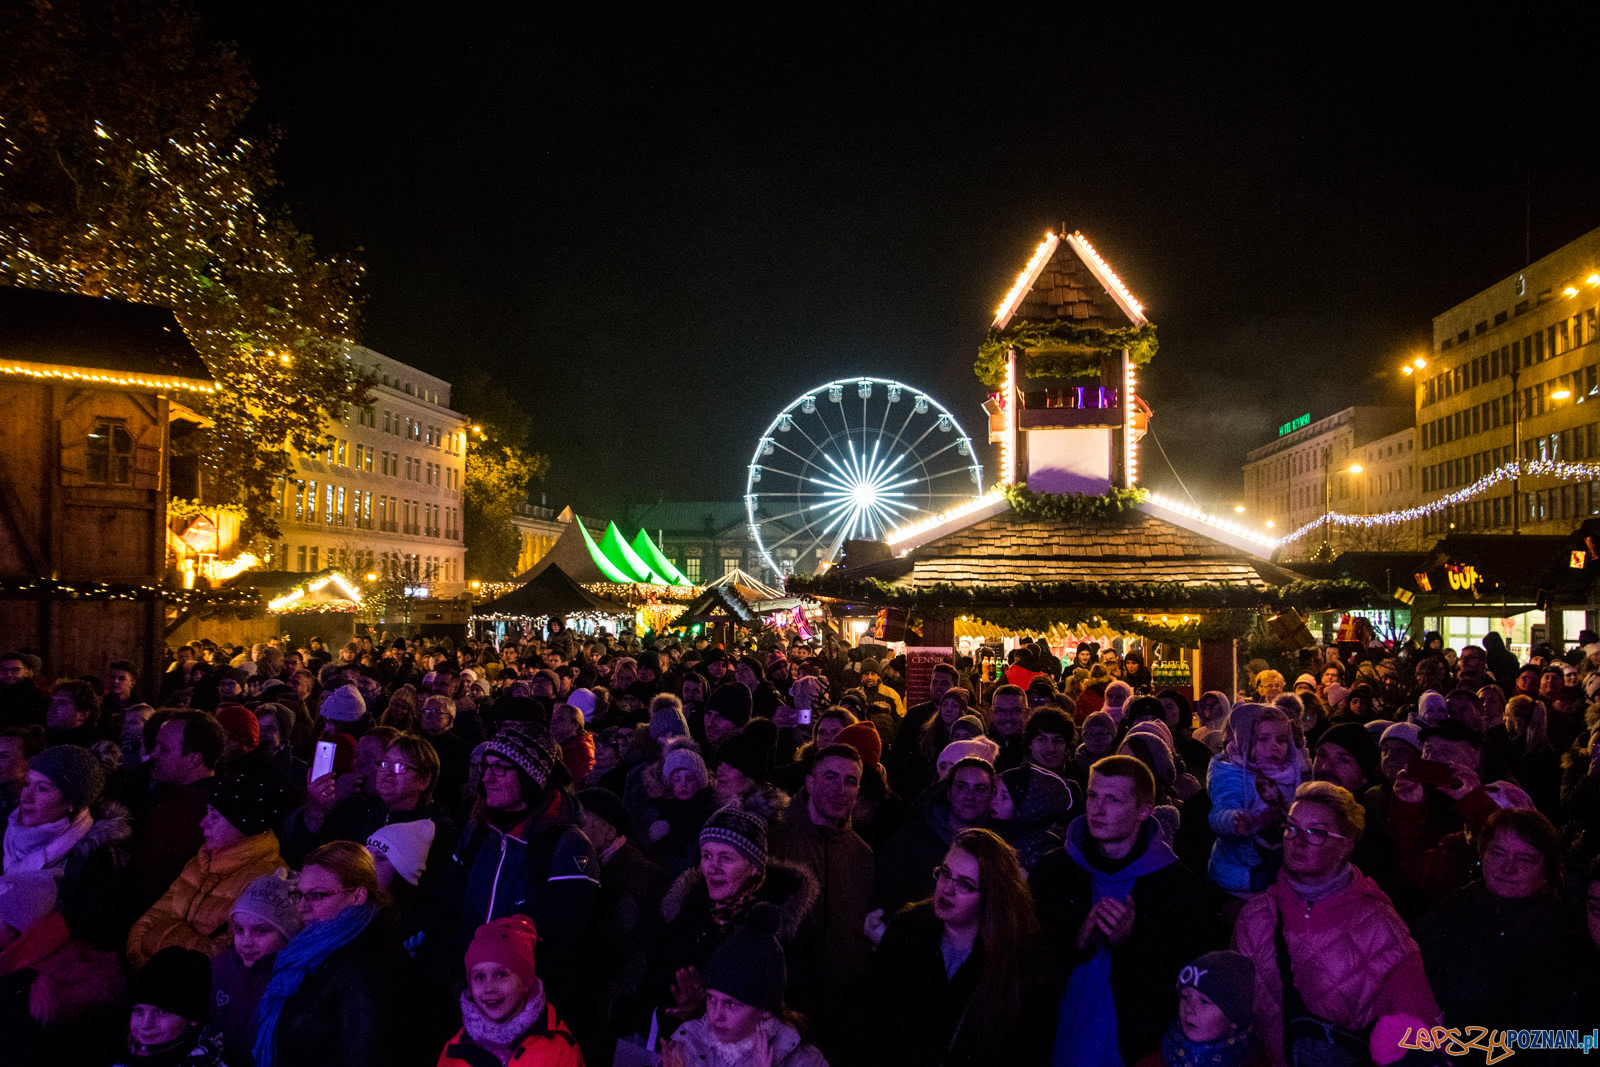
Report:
0,0,370,541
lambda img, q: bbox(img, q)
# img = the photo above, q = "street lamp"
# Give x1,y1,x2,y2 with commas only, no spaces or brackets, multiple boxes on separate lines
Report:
1400,355,1427,376
1320,450,1363,559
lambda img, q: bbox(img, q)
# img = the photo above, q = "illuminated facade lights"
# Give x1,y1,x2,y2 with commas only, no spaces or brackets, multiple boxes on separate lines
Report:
0,360,217,394
1141,492,1280,550
1065,232,1147,324
1125,359,1139,485
993,231,1059,328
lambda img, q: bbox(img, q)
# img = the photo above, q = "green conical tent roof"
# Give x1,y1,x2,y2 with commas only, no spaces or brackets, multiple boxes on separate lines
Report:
629,529,693,587
574,518,638,583
599,521,668,584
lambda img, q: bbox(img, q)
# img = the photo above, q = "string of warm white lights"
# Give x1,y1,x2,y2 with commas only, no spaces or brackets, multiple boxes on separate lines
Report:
1275,459,1600,545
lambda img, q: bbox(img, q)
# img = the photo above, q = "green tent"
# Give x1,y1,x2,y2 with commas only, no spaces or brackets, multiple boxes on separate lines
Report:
629,529,693,587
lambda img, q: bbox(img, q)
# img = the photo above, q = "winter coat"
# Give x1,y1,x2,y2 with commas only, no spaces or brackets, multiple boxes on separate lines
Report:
1206,758,1293,893
1232,869,1441,1067
993,763,1078,873
16,799,134,949
0,911,125,1067
435,1002,582,1067
655,859,820,1023
129,778,215,917
768,790,875,983
210,946,276,1067
641,789,718,878
266,912,406,1067
1031,817,1218,1064
1417,883,1582,1048
668,1015,829,1067
870,901,1053,1066
560,732,595,789
127,829,284,966
109,1028,228,1067
1387,786,1498,906
588,836,666,1031
874,780,971,912
453,792,600,1011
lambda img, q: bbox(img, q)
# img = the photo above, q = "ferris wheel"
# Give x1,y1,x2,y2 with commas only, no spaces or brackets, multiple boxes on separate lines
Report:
745,377,985,578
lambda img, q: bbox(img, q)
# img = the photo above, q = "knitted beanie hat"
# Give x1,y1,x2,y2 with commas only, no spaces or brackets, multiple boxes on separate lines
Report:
952,714,988,739
131,946,212,1023
707,682,753,727
210,773,292,837
1379,721,1422,752
465,915,538,989
834,721,882,770
1318,722,1381,785
475,720,561,791
230,872,302,942
1176,950,1255,1028
367,818,437,886
663,743,709,792
29,744,105,811
215,704,260,749
705,901,786,1014
320,684,368,723
649,699,690,741
714,728,771,784
937,737,1000,776
0,870,59,934
700,800,768,870
565,688,598,723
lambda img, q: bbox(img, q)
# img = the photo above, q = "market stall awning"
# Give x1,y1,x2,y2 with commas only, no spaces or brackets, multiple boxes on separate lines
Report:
475,564,633,620
629,529,693,587
599,521,670,584
706,567,785,601
671,583,760,627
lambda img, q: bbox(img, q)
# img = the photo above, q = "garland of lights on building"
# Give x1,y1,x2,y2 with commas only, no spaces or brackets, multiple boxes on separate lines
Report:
1275,459,1600,546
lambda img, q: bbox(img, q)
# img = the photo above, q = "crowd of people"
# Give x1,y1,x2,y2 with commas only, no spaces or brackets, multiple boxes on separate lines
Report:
1,622,1598,1066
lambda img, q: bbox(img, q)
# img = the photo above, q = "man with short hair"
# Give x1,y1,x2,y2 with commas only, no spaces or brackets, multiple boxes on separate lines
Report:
0,651,46,729
45,679,100,747
422,693,473,814
129,710,225,913
103,659,139,721
1032,755,1213,1067
770,744,875,1042
991,684,1031,771
886,661,957,783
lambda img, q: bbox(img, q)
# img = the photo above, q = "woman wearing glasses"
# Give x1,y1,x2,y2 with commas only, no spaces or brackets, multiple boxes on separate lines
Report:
1232,782,1440,1066
869,828,1051,1065
253,841,403,1067
1416,808,1582,1051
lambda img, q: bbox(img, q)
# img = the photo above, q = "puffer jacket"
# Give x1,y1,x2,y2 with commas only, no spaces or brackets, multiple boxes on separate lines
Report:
1232,869,1440,1066
127,830,284,966
0,910,126,1066
667,1014,829,1067
36,799,133,949
1207,758,1297,893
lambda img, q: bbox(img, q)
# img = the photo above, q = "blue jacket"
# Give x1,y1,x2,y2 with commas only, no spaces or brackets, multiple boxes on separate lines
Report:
1205,758,1282,893
454,791,600,1007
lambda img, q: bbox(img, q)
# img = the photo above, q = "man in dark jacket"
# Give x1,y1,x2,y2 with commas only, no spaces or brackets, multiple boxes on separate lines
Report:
128,711,222,914
886,662,959,786
769,744,875,1051
0,651,46,729
1031,754,1215,1067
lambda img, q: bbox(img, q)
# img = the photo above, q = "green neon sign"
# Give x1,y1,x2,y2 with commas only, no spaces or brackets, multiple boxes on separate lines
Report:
1278,413,1310,437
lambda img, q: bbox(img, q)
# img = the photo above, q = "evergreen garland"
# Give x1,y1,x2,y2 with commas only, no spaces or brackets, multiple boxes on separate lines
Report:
974,320,1159,387
1001,484,1149,521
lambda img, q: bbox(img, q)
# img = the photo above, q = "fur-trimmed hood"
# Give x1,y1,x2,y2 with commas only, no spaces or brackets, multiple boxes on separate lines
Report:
661,857,819,942
68,799,133,864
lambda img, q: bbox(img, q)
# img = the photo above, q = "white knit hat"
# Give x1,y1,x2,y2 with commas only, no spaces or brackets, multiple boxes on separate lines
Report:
320,683,367,723
367,819,436,886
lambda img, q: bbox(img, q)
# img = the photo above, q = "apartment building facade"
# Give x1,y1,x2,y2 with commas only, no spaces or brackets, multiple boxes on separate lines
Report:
1416,226,1600,536
1242,406,1415,559
269,346,468,595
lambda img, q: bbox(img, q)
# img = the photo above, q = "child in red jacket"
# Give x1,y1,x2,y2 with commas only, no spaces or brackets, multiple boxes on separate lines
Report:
436,915,583,1067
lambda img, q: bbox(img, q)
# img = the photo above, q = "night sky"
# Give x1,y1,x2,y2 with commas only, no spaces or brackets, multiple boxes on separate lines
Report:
200,7,1600,518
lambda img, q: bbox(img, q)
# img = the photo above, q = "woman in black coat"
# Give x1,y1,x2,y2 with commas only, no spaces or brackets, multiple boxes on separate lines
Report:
871,828,1052,1066
252,842,411,1067
1417,809,1582,1055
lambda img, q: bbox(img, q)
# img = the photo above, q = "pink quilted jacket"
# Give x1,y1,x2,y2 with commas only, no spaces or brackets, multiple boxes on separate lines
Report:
1232,870,1440,1066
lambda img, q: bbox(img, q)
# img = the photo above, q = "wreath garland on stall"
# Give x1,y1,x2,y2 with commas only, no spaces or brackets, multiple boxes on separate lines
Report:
1000,485,1149,521
974,321,1160,387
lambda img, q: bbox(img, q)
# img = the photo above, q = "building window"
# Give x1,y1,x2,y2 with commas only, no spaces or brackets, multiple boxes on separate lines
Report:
85,419,134,485
722,557,739,576
685,556,701,583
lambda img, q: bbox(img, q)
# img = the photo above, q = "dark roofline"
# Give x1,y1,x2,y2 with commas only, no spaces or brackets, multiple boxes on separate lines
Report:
0,286,215,387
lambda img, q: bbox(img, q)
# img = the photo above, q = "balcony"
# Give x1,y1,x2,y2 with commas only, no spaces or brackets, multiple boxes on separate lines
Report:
379,520,399,533
403,523,420,535
425,527,440,538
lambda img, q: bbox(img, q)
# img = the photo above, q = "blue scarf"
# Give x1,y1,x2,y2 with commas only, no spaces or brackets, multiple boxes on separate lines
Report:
1053,817,1178,1067
252,902,376,1067
1159,1020,1259,1067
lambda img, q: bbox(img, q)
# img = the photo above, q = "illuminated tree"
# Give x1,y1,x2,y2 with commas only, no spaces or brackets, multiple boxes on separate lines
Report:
0,0,369,539
455,374,550,580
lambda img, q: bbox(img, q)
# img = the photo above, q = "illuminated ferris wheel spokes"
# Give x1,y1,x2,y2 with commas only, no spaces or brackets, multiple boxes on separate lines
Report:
745,377,985,577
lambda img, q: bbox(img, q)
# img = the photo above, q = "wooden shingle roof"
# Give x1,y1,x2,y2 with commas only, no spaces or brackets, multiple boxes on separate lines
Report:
1012,243,1129,329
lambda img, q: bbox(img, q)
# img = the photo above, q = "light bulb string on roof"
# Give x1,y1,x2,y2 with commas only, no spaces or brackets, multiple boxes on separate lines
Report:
1275,459,1600,545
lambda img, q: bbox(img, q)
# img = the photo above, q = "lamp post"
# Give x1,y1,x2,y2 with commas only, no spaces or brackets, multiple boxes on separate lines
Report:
1319,447,1363,560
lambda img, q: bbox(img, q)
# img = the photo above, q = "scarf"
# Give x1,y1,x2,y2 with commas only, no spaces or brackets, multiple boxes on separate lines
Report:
1160,1020,1261,1067
2,808,93,873
252,901,376,1067
708,872,765,929
458,980,547,1062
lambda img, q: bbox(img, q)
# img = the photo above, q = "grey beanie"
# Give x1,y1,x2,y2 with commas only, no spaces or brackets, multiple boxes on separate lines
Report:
230,871,302,942
320,683,367,723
